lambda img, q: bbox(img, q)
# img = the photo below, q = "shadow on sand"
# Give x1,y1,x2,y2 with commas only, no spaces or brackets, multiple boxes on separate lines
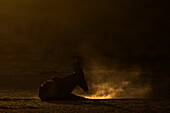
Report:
43,99,135,112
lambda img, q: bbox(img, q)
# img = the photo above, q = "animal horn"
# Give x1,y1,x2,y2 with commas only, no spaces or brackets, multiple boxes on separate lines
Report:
76,56,83,64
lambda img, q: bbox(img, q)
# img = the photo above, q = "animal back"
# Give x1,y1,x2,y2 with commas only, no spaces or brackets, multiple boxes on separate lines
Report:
39,80,53,99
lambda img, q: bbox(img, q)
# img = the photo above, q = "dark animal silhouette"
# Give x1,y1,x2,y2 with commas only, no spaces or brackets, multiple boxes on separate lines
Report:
39,56,88,100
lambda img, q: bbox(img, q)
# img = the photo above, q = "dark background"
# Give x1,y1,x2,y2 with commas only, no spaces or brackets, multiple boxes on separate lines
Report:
0,0,169,98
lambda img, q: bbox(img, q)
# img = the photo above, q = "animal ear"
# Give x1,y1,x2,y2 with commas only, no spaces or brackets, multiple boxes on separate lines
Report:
74,56,83,73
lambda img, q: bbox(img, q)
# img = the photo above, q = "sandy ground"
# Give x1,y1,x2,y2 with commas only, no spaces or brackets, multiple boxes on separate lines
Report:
0,90,170,113
0,98,170,113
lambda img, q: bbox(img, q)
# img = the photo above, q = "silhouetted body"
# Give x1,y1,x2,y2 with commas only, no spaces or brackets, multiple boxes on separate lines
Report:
39,57,88,100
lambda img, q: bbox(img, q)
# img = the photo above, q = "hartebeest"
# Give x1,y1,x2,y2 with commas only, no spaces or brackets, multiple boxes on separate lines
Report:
39,56,88,100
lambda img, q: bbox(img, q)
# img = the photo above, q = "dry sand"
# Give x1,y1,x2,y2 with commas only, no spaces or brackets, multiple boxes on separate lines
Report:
0,98,170,113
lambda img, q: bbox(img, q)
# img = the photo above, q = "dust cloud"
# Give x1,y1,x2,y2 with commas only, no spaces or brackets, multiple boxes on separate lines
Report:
72,56,151,99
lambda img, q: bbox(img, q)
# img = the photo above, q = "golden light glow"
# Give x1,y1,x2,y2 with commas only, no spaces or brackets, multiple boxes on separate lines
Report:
84,95,113,99
78,82,126,99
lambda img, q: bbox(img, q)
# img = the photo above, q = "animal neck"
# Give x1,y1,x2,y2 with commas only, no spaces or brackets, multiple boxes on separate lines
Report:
65,74,78,91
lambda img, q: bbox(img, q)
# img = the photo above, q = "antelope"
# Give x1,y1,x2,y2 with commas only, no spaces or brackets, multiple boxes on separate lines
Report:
39,56,88,100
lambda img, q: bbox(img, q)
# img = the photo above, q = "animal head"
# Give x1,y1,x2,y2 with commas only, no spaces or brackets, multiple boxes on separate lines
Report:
74,56,88,91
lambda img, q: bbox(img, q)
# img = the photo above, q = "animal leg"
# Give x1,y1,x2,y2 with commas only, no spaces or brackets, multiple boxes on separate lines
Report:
68,93,87,100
